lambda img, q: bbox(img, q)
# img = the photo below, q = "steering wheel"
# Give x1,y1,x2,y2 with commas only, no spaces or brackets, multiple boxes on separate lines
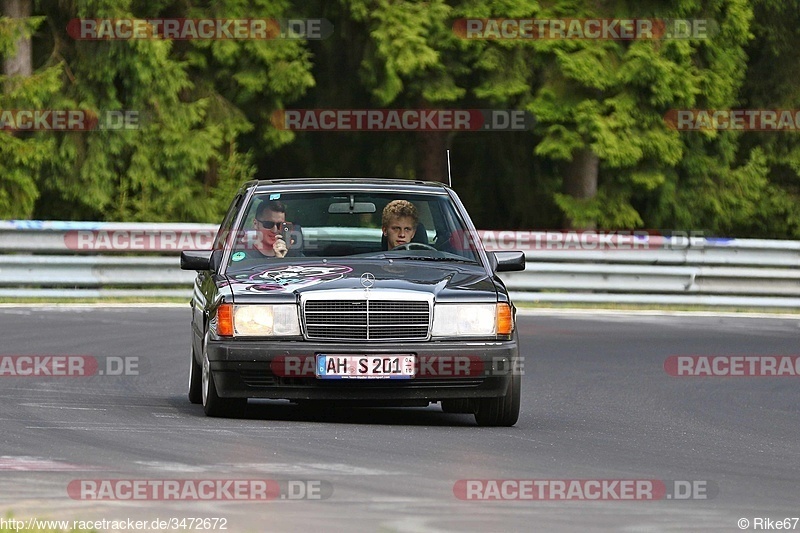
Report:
391,242,438,251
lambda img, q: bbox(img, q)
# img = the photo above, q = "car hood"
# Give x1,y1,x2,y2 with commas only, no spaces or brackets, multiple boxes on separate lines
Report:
223,259,498,303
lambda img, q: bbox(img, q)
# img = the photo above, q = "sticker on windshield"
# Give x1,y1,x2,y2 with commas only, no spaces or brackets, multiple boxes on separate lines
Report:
231,252,246,262
269,193,281,200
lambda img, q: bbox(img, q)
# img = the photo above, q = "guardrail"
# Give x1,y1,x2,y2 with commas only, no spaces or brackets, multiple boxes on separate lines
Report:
1,221,798,307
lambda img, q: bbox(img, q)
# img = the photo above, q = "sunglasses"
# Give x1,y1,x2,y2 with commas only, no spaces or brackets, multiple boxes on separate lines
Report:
256,219,292,230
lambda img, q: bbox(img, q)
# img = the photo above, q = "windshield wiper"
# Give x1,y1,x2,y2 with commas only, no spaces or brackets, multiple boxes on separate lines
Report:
395,256,477,264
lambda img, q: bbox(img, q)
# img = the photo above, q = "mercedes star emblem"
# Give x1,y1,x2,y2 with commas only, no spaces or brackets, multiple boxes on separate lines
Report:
360,272,376,289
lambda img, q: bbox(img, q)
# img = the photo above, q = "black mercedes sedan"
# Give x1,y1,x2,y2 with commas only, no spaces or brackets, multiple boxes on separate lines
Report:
181,178,525,426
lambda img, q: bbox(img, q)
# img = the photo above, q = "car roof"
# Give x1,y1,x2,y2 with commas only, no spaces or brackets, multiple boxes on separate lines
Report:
250,177,452,194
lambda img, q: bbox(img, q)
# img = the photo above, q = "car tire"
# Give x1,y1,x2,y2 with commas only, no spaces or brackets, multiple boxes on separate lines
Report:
440,399,472,414
473,368,520,427
188,347,202,404
201,333,246,418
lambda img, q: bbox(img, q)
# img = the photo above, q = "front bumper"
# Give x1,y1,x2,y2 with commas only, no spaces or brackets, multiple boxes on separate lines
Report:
206,338,519,402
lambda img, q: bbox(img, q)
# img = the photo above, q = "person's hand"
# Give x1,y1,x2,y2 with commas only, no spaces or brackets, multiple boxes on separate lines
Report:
273,235,288,258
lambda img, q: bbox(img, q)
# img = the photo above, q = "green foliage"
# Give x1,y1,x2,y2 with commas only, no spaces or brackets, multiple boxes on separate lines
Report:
732,0,800,237
2,0,313,222
349,0,457,105
0,13,42,57
528,0,758,229
0,0,798,237
0,13,54,218
555,188,644,228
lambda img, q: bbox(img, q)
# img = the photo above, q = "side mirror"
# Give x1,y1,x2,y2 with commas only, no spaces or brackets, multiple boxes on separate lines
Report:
181,250,213,271
491,251,526,272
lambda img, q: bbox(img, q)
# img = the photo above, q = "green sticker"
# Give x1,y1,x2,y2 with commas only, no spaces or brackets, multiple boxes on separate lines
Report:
232,252,246,262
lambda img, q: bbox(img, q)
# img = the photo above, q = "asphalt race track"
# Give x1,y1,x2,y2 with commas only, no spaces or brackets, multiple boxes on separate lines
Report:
1,306,799,532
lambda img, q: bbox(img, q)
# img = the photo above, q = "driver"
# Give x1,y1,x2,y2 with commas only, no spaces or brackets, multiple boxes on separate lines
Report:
382,200,417,249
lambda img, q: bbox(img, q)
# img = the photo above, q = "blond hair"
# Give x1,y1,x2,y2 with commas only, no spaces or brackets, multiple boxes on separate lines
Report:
382,200,418,227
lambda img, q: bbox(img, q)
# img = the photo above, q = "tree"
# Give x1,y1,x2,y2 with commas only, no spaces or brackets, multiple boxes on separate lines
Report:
728,0,800,238
523,0,755,230
337,0,540,182
0,0,56,218
2,0,799,238
1,0,314,222
2,0,31,77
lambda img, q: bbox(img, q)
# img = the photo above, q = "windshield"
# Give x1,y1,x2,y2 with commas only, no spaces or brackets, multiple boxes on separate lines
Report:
224,190,482,272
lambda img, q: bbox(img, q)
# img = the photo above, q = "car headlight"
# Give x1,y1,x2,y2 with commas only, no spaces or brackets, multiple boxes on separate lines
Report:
221,304,300,336
431,303,513,337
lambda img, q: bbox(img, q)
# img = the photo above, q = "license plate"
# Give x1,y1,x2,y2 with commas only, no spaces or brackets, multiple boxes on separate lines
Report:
315,354,416,379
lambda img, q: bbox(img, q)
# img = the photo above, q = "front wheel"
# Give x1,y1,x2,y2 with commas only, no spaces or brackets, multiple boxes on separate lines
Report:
201,333,246,418
473,370,520,427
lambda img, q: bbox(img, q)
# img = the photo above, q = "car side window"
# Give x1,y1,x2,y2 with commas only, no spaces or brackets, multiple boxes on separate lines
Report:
212,194,244,251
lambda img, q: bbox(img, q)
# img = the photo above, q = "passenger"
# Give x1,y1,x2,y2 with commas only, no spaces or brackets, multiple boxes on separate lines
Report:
253,200,292,258
382,200,418,250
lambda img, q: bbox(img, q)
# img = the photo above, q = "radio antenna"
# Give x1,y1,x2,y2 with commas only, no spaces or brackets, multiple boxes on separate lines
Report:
446,149,452,188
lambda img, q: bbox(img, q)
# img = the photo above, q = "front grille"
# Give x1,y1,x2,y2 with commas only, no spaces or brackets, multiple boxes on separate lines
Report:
303,300,430,341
